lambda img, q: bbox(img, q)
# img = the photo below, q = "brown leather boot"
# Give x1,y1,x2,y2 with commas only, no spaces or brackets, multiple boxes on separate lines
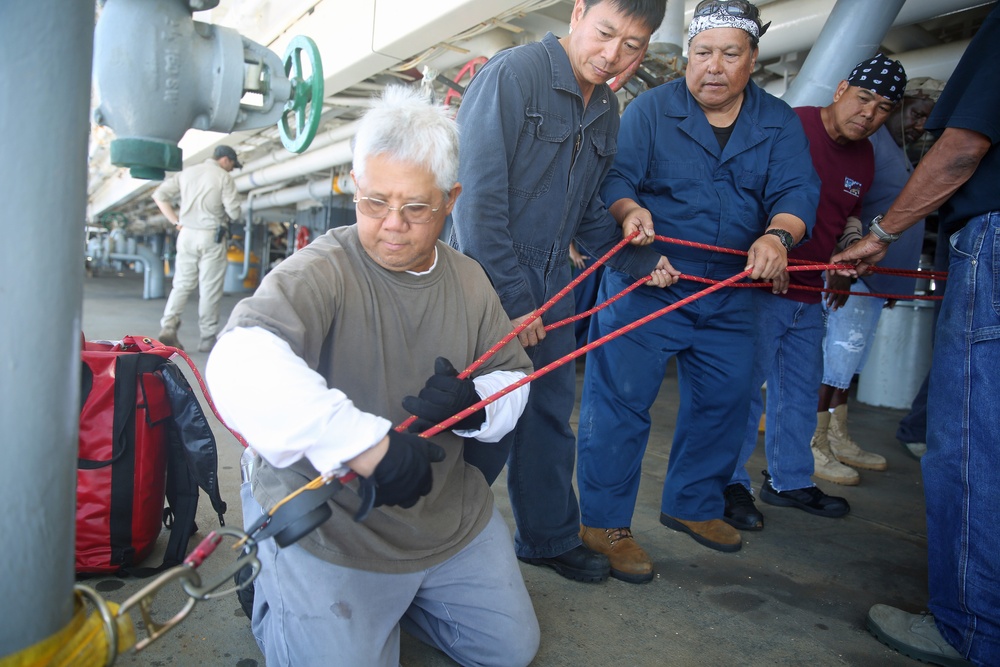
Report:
659,514,741,552
580,525,654,584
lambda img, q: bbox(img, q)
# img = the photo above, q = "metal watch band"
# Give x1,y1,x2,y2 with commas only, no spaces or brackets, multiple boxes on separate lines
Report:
764,228,794,251
869,215,901,243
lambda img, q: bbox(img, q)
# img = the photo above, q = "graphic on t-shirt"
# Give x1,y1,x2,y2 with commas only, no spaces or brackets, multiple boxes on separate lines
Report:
843,177,862,197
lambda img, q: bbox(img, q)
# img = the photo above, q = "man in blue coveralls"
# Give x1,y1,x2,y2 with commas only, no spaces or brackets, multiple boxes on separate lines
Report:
450,0,678,585
835,4,1000,664
575,0,819,582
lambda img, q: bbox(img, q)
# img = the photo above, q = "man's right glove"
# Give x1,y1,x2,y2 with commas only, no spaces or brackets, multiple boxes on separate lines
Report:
361,430,446,512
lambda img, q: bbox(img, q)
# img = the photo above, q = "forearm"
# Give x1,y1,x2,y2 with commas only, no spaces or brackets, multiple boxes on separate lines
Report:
878,127,991,235
766,213,807,244
154,198,179,225
608,198,641,225
206,326,392,476
836,216,863,251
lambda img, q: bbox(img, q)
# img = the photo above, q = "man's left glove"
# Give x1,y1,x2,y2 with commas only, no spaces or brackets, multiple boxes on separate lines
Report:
402,357,486,433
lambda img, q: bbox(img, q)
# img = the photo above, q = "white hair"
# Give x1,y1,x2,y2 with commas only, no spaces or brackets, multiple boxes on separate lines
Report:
352,86,459,194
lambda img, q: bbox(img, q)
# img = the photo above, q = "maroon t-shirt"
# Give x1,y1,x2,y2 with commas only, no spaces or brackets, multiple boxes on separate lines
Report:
785,106,874,304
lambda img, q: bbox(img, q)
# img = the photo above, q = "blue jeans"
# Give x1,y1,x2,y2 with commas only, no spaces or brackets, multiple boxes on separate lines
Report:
924,212,1000,664
821,280,885,389
578,269,754,524
731,291,825,492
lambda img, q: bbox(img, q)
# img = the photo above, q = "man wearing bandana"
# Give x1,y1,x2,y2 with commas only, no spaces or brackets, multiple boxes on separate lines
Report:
576,0,819,579
819,76,944,469
724,55,905,528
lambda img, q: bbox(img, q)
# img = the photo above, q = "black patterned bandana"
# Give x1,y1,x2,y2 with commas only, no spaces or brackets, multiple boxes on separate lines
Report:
688,0,770,44
846,54,907,104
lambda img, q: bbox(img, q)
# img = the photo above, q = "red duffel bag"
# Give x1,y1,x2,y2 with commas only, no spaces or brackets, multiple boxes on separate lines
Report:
76,335,228,575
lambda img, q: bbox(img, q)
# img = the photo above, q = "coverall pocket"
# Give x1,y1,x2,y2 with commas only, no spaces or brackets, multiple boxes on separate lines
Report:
509,108,571,200
646,160,704,220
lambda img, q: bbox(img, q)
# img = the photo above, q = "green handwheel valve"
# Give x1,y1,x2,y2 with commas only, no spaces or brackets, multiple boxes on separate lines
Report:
280,36,325,153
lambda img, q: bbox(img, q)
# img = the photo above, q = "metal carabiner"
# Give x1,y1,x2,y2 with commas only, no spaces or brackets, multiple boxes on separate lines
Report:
180,526,261,601
116,565,202,651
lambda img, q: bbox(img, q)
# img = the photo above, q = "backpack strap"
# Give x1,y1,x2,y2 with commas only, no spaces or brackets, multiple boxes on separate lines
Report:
160,362,227,522
99,352,169,572
128,359,230,577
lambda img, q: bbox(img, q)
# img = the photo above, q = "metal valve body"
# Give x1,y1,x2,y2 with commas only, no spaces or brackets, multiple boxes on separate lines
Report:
93,0,291,179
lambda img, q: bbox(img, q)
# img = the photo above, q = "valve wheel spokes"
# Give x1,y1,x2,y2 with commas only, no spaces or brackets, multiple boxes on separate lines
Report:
280,35,324,153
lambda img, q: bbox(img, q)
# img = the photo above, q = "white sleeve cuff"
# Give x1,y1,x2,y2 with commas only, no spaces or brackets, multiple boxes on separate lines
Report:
452,370,529,443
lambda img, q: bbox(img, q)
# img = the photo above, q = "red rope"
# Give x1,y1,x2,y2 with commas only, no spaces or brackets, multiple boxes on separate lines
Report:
424,270,753,434
394,230,643,433
289,234,944,492
655,235,948,280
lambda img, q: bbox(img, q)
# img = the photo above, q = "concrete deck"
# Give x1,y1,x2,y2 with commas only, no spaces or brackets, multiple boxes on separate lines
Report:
80,270,928,666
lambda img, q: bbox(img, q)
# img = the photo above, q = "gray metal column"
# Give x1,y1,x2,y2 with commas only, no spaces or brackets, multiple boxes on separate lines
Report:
0,1,94,657
782,0,907,107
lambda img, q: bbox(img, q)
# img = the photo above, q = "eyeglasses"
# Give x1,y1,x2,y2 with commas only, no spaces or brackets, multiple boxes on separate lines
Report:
353,193,442,224
693,0,760,20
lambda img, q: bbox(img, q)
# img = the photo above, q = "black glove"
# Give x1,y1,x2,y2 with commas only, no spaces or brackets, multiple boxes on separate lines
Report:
402,357,486,434
361,429,446,511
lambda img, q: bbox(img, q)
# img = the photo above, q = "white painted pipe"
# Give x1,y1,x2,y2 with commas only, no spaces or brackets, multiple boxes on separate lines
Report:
234,138,353,191
244,179,332,212
650,0,686,51
244,173,357,213
895,38,971,81
699,0,990,61
237,119,361,175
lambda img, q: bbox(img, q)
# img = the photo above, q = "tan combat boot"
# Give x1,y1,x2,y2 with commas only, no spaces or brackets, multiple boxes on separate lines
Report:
580,525,653,584
828,404,888,471
811,411,860,485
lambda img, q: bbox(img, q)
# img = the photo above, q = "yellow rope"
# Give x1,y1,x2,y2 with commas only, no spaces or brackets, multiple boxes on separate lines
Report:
0,591,135,667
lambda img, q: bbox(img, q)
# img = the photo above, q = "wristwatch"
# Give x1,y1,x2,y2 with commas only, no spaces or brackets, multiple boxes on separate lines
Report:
764,228,794,252
869,215,901,243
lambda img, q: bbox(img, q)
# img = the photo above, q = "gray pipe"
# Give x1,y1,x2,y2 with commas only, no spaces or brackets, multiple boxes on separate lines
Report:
782,0,907,108
109,243,166,299
0,1,94,657
239,197,254,281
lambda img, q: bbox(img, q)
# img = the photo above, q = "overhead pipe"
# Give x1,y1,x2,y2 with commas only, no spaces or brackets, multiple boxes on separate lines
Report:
237,119,361,174
680,0,991,61
895,38,972,80
233,138,353,192
236,179,308,279
650,0,686,52
232,0,988,200
781,0,907,108
763,35,971,97
244,174,356,213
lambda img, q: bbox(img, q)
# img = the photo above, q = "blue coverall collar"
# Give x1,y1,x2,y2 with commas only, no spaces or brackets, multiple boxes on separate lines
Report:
540,32,614,117
667,80,772,163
